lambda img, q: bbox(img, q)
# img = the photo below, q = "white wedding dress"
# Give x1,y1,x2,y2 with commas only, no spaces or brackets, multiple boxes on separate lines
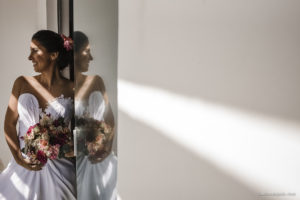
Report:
0,93,76,200
75,91,117,200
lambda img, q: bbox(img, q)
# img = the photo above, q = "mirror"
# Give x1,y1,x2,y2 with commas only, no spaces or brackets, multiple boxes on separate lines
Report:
73,0,118,199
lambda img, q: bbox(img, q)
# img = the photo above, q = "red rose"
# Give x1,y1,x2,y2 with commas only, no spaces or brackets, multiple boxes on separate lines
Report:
27,126,34,135
36,150,47,164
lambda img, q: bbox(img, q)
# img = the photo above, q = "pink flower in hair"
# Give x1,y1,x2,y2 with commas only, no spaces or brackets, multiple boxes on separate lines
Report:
61,34,73,51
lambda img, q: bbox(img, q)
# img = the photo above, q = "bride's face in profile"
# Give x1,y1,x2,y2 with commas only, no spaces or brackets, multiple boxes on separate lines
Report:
75,43,93,73
28,40,52,72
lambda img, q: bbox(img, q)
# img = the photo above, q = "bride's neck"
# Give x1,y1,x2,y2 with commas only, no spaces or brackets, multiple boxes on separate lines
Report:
75,71,86,88
39,65,62,90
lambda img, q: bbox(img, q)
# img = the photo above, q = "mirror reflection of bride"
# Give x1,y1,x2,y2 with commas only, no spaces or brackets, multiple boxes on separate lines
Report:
0,30,76,200
74,31,117,200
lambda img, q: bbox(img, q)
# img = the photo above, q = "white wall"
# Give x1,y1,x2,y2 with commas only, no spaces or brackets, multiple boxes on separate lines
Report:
0,0,47,170
46,0,57,32
118,0,300,199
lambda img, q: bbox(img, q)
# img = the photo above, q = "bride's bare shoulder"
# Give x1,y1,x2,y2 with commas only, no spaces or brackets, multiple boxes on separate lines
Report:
17,75,37,84
13,75,44,95
13,76,25,84
89,75,104,85
12,76,32,88
11,76,30,97
85,75,105,91
15,76,39,87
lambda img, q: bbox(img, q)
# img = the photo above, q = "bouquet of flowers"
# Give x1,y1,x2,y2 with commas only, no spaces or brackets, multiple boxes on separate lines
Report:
21,114,72,165
75,117,113,160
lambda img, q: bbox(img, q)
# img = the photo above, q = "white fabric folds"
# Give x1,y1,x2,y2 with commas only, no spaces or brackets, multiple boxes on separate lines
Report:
0,93,76,200
76,91,117,200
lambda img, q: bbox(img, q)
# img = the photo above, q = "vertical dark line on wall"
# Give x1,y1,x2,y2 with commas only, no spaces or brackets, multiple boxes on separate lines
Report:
68,0,75,161
69,0,74,81
69,0,74,38
57,0,62,34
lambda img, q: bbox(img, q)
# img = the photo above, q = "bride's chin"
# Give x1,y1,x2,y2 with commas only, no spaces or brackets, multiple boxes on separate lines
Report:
79,68,88,73
82,64,89,71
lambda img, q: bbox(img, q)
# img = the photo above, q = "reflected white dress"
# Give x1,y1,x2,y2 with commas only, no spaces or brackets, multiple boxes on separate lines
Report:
76,91,117,200
0,93,76,200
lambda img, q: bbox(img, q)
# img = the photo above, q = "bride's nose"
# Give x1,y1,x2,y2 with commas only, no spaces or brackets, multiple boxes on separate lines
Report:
28,53,32,61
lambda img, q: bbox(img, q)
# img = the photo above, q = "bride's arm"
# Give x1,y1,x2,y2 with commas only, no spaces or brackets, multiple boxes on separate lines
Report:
89,102,115,163
4,76,42,171
88,76,115,163
94,75,115,128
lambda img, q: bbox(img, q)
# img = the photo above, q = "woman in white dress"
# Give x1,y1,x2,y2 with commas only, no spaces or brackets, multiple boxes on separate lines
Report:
0,30,76,200
74,31,117,200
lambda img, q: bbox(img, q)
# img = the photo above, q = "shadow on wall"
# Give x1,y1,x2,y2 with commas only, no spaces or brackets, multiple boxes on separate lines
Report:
120,51,300,122
118,111,258,200
118,0,300,122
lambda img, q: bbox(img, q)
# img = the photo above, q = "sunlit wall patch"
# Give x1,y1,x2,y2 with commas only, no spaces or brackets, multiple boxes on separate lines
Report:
118,79,300,193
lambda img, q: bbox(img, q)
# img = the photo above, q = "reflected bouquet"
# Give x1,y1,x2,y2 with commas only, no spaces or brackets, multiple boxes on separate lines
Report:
21,114,72,165
76,117,113,160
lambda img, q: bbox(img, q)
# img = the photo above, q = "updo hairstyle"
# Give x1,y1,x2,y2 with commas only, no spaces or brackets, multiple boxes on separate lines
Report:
32,30,72,70
73,31,89,53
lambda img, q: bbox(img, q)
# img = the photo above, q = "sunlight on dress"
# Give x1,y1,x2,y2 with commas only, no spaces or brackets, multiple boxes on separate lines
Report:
11,172,30,199
102,161,113,188
0,193,6,200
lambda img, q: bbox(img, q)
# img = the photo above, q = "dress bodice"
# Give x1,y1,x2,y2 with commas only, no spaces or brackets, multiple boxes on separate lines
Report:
17,93,73,149
75,91,105,121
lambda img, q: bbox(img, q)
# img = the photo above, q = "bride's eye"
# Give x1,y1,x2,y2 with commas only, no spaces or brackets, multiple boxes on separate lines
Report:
30,48,38,53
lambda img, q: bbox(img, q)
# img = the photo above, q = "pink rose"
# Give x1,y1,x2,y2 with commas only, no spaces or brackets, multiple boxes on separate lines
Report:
49,144,60,159
27,125,34,135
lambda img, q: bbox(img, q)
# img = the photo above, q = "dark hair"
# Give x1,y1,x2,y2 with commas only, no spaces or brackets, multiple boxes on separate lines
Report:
32,30,71,70
73,31,89,53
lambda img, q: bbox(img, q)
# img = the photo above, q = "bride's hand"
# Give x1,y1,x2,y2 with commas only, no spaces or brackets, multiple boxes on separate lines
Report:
88,150,110,164
22,159,43,171
64,150,75,158
64,141,75,158
16,152,43,171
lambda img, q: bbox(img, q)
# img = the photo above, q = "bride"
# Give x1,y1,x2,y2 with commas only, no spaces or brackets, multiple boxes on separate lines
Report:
0,30,76,200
